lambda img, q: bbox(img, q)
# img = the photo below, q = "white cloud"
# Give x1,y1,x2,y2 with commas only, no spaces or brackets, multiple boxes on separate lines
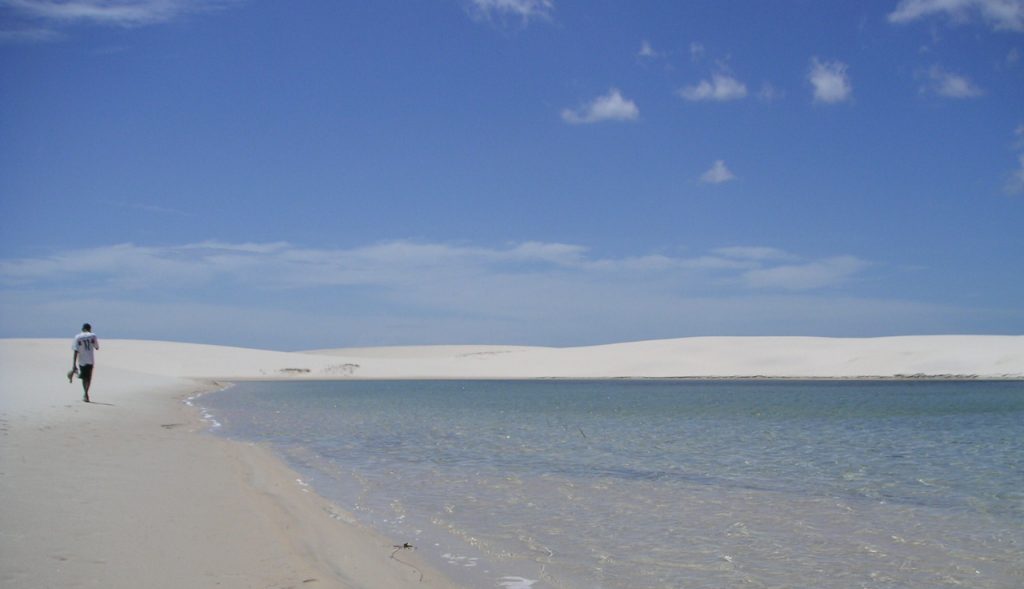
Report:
678,73,748,102
1,286,971,349
714,246,792,261
14,240,993,347
689,41,706,62
808,58,853,104
742,256,870,290
183,241,291,254
0,241,883,348
0,240,868,295
0,25,63,42
700,160,737,184
757,82,784,102
0,0,236,41
637,39,660,58
104,199,192,216
505,241,587,265
468,0,554,23
2,0,226,27
1007,154,1024,194
889,0,1024,32
924,65,984,97
561,88,639,124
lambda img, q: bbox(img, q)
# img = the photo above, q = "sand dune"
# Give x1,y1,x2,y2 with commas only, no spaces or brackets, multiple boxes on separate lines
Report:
4,336,1022,417
320,335,1024,379
302,344,551,359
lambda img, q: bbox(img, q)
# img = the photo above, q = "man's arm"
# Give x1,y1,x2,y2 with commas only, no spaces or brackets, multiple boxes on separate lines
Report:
72,349,79,370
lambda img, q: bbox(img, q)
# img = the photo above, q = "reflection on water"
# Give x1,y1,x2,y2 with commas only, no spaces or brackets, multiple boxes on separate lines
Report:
204,380,1024,588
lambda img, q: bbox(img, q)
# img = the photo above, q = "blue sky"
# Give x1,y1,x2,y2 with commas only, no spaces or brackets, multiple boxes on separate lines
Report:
1,0,1022,350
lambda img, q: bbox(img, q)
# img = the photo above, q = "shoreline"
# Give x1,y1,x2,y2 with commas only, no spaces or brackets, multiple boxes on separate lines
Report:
3,335,1022,587
0,374,463,589
201,376,1024,589
180,382,463,589
219,374,1024,381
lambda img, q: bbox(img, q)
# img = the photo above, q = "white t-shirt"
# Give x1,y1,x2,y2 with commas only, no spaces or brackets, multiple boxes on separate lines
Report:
73,332,99,366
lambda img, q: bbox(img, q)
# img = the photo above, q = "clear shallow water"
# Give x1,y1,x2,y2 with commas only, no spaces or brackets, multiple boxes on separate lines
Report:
202,380,1024,588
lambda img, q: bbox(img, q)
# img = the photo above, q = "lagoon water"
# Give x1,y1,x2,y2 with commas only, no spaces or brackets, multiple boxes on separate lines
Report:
202,380,1024,588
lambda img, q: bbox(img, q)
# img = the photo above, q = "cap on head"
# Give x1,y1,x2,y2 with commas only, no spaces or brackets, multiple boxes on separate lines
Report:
82,323,92,331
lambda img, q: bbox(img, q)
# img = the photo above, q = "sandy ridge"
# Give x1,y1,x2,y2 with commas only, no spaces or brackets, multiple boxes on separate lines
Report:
4,336,1023,417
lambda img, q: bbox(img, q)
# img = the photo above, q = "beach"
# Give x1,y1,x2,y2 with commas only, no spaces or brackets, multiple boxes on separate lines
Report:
2,336,1023,588
0,339,461,589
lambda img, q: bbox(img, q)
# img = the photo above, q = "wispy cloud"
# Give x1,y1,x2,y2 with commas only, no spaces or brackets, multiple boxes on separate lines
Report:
757,82,784,102
889,0,1024,32
678,73,748,102
0,240,868,294
637,39,661,59
714,246,793,261
923,65,984,98
467,0,554,23
5,240,985,347
1008,47,1021,65
0,239,876,347
103,200,193,216
700,160,737,184
742,256,870,290
689,41,706,62
0,25,63,42
4,0,191,26
1007,154,1024,194
808,58,853,104
1,0,237,41
561,88,639,124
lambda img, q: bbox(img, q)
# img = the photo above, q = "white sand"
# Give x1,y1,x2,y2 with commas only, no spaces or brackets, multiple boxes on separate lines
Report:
1,335,1022,588
310,335,1024,379
0,339,461,589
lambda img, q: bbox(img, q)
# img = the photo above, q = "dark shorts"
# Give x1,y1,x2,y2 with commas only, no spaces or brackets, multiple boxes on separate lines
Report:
79,364,94,381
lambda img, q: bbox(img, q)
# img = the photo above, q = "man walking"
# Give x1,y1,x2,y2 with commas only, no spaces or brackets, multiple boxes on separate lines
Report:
71,323,99,402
